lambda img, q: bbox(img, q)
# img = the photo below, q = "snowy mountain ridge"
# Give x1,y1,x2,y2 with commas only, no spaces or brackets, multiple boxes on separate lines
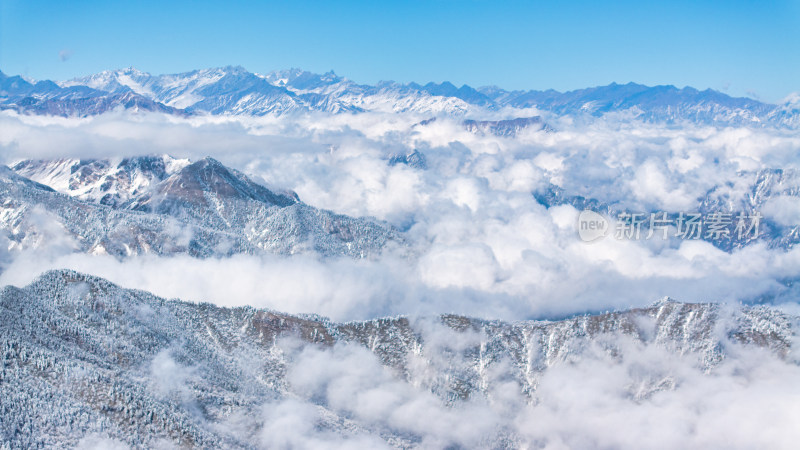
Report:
0,269,795,448
1,156,403,259
2,67,797,125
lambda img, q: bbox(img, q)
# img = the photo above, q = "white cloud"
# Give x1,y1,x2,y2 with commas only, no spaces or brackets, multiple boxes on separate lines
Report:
762,195,800,227
58,49,73,62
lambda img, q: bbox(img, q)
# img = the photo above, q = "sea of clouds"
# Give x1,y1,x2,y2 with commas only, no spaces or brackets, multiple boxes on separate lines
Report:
2,109,799,321
3,108,800,447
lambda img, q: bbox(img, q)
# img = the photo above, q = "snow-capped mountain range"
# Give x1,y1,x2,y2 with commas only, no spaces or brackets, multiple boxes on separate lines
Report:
2,66,799,126
1,269,794,448
2,156,403,259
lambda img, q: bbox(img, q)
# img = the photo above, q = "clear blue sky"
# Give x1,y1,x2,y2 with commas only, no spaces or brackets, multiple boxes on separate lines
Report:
1,0,798,102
